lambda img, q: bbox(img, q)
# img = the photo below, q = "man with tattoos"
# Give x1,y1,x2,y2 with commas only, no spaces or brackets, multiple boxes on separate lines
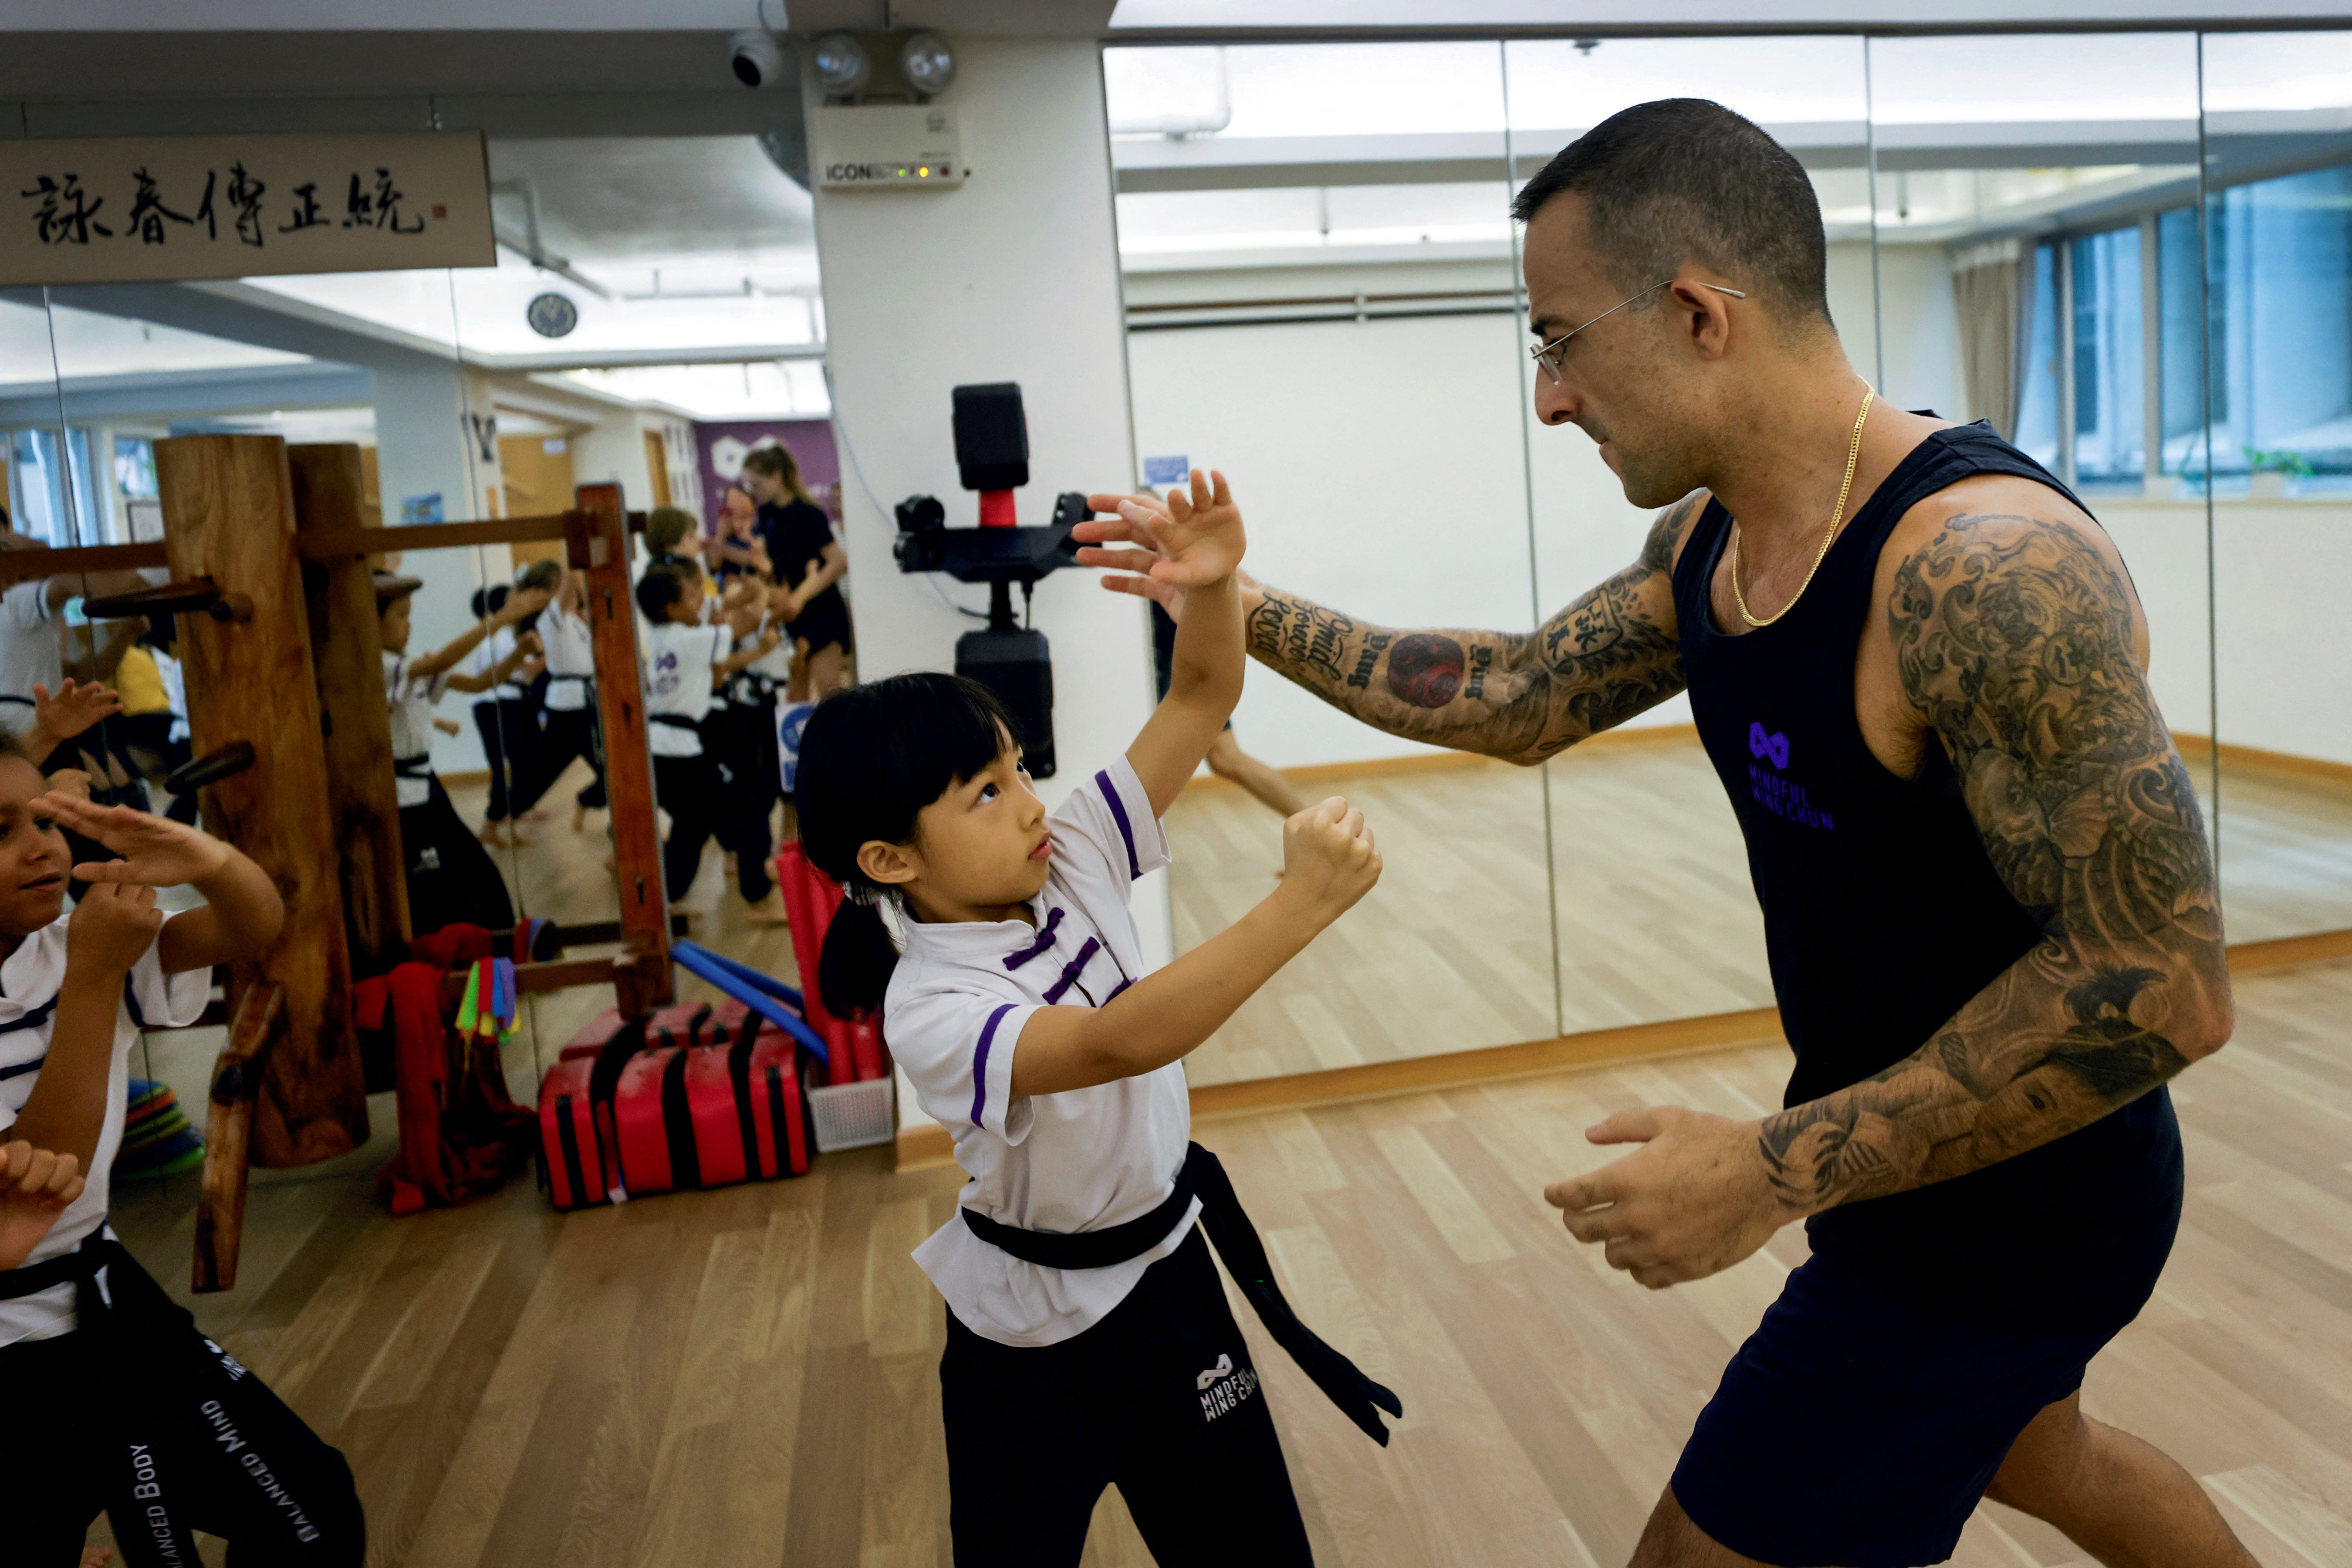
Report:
1080,99,2248,1568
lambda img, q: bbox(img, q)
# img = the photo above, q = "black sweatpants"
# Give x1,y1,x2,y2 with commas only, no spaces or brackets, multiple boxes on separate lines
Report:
653,751,772,903
470,695,540,824
3,1250,364,1566
513,702,608,814
941,1229,1311,1568
400,773,516,937
707,695,782,827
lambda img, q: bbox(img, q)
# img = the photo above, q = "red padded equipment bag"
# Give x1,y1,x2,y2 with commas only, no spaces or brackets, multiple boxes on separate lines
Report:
537,1015,649,1209
681,1022,811,1186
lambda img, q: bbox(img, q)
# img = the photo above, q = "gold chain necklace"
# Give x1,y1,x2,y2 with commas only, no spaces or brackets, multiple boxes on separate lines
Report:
1729,387,1875,628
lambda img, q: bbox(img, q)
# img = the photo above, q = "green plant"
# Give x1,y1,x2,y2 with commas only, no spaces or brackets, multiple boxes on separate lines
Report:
2243,446,2315,478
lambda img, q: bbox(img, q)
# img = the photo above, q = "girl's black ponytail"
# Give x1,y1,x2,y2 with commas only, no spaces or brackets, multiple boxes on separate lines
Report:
818,899,899,1016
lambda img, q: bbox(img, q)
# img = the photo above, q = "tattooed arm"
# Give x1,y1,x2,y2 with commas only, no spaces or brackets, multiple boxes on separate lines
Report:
1082,494,1700,764
1750,507,2230,1212
1545,504,2230,1287
1236,496,1698,764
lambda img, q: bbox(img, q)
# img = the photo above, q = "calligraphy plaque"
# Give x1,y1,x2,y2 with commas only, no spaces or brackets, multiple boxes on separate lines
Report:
0,131,493,287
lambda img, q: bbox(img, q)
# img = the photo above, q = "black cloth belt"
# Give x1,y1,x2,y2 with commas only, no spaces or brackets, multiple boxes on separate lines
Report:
960,1141,1404,1445
0,1230,115,1302
393,753,433,778
649,714,701,730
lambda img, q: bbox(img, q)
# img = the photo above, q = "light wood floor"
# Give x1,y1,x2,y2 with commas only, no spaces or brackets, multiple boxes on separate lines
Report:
95,956,2352,1567
1169,739,2352,1086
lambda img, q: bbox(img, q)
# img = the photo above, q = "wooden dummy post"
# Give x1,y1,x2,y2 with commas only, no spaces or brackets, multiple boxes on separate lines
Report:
287,444,411,968
156,435,368,1167
572,481,673,1014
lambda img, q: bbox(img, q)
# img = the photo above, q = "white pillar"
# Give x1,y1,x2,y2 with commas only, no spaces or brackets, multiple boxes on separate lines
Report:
809,36,1162,962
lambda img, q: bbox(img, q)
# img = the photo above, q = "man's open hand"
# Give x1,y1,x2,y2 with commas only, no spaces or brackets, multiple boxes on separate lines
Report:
1077,469,1248,610
1542,1106,1791,1289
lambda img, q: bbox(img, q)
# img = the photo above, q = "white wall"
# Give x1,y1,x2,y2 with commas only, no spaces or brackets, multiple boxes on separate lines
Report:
810,37,1158,974
1129,310,1541,768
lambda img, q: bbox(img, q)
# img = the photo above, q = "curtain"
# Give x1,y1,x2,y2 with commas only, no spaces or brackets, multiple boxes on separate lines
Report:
1952,237,2034,441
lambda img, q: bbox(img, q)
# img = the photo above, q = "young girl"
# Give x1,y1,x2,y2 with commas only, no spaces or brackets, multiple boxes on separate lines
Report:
797,472,1399,1566
511,568,608,833
739,445,850,701
464,563,557,848
379,571,549,936
636,564,788,925
0,750,363,1563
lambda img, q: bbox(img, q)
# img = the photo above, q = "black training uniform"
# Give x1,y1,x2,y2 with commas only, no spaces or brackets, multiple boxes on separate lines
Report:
1664,421,2185,1568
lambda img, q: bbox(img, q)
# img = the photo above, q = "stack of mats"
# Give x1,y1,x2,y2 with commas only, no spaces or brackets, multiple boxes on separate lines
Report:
114,1078,204,1179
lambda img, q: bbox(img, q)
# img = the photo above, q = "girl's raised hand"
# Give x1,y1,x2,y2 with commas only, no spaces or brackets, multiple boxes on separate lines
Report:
36,794,230,887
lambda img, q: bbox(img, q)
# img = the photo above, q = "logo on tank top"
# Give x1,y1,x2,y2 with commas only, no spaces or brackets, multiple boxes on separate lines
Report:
1197,1351,1261,1422
1747,721,1835,832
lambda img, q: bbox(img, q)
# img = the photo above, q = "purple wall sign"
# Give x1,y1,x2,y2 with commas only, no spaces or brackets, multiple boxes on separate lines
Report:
693,419,843,530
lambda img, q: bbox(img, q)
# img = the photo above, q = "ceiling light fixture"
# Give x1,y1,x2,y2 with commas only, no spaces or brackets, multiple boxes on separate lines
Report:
812,32,870,98
900,31,956,98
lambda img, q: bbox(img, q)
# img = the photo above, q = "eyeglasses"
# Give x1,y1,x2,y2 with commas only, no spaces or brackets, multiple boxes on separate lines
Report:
1528,278,1747,384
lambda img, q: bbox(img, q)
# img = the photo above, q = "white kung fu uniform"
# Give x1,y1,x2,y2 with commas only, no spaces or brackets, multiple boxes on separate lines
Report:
520,602,607,814
0,917,366,1561
888,757,1392,1565
385,649,514,936
890,757,1190,1348
0,578,63,743
642,619,772,905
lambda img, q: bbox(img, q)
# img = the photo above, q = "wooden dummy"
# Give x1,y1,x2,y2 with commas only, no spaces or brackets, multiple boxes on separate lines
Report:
154,435,369,1169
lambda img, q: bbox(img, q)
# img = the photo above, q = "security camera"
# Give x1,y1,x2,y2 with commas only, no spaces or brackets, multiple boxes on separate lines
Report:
730,29,785,89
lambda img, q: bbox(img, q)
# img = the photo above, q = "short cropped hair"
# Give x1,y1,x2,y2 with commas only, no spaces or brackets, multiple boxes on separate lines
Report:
635,562,692,624
644,507,697,556
1512,98,1831,328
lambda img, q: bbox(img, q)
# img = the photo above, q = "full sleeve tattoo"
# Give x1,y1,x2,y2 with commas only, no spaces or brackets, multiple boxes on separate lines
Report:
1757,511,2232,1214
1243,497,1696,763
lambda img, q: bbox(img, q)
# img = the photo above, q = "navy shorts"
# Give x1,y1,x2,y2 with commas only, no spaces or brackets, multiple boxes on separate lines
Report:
1670,1251,2125,1568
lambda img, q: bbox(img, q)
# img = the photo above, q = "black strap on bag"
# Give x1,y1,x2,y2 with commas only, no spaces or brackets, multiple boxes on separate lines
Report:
729,1029,764,1177
553,1092,591,1207
657,1047,701,1190
959,1142,1403,1445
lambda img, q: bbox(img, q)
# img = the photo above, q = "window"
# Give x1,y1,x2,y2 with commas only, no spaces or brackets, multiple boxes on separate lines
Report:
2157,205,2213,477
2070,226,2146,487
2210,164,2352,482
2015,240,2061,471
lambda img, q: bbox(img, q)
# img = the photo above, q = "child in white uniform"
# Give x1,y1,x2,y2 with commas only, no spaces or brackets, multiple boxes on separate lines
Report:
513,571,608,831
797,472,1397,1566
637,565,788,923
0,745,362,1563
378,571,548,937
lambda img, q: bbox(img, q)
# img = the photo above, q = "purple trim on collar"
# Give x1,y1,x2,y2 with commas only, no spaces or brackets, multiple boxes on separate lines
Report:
1095,769,1141,879
971,1003,1017,1129
1003,906,1064,970
1042,937,1102,1004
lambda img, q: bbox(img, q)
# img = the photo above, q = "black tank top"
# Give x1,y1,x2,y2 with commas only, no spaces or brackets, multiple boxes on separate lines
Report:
1673,420,2183,1330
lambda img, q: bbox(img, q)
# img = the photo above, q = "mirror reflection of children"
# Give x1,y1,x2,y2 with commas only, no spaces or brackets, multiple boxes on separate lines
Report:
636,565,789,925
378,571,549,936
797,471,1397,1566
0,765,364,1563
510,568,608,834
464,563,558,848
